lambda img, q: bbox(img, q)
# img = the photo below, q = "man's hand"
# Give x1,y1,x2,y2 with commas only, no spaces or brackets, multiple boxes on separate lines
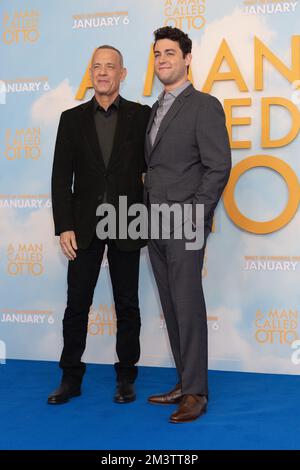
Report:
60,231,78,260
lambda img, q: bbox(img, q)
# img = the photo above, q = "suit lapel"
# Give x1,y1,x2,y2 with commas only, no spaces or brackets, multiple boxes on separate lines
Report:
148,84,194,159
145,101,158,162
81,98,106,173
146,101,158,134
107,97,135,171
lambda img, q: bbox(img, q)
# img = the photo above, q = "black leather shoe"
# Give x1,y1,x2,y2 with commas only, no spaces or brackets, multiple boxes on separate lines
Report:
47,382,81,405
114,382,136,403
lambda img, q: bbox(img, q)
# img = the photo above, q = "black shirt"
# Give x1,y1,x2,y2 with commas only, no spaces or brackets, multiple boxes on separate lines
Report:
93,95,120,168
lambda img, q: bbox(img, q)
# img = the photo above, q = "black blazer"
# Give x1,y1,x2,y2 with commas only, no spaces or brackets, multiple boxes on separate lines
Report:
51,97,151,251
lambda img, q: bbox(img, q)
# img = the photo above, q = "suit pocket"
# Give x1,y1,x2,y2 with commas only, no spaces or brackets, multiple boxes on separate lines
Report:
167,188,197,202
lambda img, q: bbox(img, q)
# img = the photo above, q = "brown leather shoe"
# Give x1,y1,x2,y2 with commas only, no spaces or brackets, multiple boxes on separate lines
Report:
169,394,207,423
148,383,182,405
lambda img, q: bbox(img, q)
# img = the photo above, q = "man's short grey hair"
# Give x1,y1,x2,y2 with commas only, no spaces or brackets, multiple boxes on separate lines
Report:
93,45,124,67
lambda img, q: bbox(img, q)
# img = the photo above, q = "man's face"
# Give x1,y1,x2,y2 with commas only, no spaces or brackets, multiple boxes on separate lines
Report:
89,48,127,97
153,39,191,86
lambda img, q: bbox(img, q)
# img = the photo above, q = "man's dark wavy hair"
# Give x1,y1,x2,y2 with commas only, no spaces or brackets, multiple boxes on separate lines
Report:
153,26,192,57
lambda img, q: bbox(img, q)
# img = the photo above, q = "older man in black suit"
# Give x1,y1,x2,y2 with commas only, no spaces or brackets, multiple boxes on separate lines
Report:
49,45,150,405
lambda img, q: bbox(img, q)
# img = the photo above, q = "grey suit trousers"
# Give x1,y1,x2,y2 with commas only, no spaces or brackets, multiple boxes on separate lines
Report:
148,229,209,396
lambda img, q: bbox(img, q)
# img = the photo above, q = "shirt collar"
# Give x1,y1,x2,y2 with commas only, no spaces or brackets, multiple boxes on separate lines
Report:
93,95,120,113
158,80,191,104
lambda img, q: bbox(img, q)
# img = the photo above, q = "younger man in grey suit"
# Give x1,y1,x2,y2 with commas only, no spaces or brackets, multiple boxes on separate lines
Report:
145,27,231,423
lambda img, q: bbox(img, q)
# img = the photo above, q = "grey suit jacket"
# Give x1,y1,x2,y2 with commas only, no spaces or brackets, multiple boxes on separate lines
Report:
144,84,231,230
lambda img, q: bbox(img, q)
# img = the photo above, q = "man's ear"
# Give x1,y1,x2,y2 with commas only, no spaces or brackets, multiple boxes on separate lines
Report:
185,53,192,67
121,67,127,82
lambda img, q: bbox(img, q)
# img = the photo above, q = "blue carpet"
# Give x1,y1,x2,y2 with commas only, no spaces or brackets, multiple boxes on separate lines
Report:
0,359,300,450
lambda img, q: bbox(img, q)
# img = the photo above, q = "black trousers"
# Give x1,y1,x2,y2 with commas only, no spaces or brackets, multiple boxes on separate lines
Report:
59,235,141,385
